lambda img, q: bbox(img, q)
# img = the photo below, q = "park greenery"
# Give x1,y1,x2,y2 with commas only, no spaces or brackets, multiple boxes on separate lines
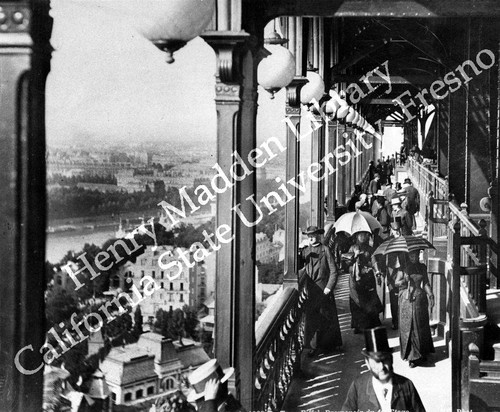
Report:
48,183,210,220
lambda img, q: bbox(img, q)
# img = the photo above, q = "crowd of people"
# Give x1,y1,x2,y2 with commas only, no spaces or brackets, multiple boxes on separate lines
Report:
297,157,433,410
154,154,433,412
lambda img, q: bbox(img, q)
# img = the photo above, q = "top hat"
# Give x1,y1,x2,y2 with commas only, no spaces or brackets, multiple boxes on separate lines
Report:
390,196,401,205
187,359,234,402
302,225,324,235
361,327,393,360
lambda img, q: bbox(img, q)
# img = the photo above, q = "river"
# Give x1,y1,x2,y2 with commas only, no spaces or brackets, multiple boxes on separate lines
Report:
46,226,117,263
45,211,214,263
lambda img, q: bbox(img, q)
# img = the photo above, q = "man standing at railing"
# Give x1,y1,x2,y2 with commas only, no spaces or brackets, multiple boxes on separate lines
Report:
299,226,342,357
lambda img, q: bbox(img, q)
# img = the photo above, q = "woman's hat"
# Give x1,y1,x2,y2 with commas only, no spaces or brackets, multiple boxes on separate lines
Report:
355,194,367,210
187,359,235,402
361,326,393,361
302,225,324,235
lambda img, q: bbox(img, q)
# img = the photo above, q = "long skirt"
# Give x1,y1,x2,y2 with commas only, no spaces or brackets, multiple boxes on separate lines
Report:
399,288,435,361
305,282,343,350
349,270,383,331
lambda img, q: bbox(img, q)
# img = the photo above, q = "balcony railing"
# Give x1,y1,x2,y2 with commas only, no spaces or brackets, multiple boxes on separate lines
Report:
448,201,498,314
407,157,448,201
254,275,307,411
407,157,449,239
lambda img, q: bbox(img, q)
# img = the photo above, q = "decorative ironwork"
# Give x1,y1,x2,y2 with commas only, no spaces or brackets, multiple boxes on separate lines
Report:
254,277,307,411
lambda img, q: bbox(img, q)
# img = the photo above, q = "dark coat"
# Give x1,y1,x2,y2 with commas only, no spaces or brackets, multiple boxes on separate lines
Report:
300,244,338,293
342,372,426,412
403,185,420,215
392,208,413,236
197,395,246,412
299,243,342,349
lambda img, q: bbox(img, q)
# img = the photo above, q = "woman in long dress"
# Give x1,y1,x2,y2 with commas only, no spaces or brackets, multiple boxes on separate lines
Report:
396,250,435,367
347,232,383,333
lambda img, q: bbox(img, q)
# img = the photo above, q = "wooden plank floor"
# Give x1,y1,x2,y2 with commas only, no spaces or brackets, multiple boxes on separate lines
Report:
282,270,452,412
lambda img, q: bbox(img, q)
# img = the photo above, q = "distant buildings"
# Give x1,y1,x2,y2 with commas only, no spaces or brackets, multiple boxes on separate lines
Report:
255,232,281,265
47,146,218,191
125,246,211,323
100,332,209,406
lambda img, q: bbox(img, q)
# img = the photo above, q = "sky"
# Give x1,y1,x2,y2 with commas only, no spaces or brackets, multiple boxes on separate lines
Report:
46,0,286,146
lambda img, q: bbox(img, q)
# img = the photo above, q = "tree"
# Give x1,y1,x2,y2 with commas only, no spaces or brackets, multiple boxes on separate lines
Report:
133,306,143,339
169,309,186,345
182,305,199,339
154,308,172,338
45,290,80,329
257,261,284,284
101,310,134,345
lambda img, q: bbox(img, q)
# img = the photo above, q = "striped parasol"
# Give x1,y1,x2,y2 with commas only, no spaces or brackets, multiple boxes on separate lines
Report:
333,211,382,235
373,235,435,256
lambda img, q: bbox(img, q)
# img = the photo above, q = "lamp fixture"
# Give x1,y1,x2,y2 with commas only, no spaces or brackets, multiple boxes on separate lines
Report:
345,107,356,124
134,0,215,63
257,32,296,98
330,89,349,120
300,68,325,106
325,94,340,119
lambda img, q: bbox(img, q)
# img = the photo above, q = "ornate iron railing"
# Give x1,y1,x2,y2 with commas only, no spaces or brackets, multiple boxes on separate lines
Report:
253,275,307,411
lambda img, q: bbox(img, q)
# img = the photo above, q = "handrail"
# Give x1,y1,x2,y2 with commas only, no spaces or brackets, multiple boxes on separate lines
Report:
253,276,307,411
449,201,481,236
407,157,448,200
463,343,500,410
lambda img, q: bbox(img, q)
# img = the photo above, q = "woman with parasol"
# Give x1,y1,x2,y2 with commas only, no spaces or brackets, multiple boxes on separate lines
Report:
374,236,435,367
335,211,383,334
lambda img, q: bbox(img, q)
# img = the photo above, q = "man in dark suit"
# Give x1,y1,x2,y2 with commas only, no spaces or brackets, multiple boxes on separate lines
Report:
299,226,342,356
342,327,426,412
401,178,420,229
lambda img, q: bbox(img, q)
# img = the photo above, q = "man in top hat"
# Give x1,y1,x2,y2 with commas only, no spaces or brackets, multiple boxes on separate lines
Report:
299,226,342,356
187,359,245,412
390,196,413,236
342,327,426,412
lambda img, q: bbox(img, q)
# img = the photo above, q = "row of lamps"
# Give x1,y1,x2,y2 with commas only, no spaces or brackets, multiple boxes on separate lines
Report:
257,32,380,137
129,2,380,138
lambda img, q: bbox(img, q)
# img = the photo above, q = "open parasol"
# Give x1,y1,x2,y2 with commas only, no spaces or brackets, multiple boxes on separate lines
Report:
373,235,435,256
333,211,382,235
